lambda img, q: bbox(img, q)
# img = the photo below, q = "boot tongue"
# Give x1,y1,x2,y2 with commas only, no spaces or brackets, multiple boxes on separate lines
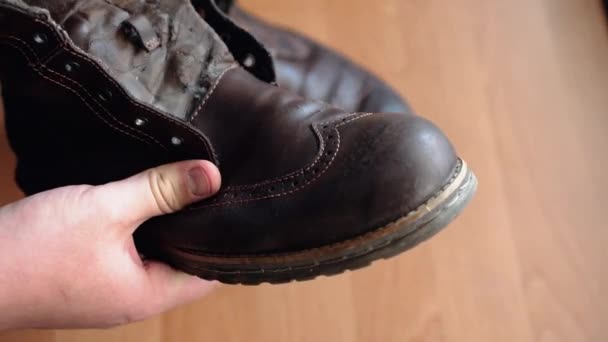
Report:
24,0,236,121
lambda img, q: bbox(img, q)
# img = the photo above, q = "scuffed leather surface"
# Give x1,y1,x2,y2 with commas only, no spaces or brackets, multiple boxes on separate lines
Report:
1,0,460,256
26,0,235,120
140,67,458,254
0,0,216,172
229,6,411,114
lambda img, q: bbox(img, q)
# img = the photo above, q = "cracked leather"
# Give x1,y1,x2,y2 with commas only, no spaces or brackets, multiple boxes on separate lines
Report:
0,0,458,255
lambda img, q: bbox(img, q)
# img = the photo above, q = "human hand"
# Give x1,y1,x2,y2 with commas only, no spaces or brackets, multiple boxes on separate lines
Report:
0,160,221,330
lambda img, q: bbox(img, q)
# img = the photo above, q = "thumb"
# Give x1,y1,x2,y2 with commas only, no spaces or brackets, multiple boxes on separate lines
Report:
92,160,221,229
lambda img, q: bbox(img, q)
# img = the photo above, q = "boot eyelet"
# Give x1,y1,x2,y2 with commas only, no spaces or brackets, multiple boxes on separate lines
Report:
243,53,256,68
64,61,80,73
134,118,147,127
171,137,183,146
33,32,48,45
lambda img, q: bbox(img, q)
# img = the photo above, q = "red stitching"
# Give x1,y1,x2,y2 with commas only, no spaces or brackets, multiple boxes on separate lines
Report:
0,39,158,148
191,112,374,209
40,44,64,65
1,5,375,207
64,47,217,162
33,17,65,47
2,3,217,160
28,14,218,162
1,33,166,148
45,66,166,147
225,112,363,190
190,63,238,122
179,160,466,260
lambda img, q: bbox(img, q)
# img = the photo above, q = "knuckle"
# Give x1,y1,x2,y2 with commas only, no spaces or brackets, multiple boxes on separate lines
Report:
147,169,184,214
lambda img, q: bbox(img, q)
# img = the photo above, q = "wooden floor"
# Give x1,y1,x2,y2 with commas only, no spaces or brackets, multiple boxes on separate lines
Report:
1,0,607,341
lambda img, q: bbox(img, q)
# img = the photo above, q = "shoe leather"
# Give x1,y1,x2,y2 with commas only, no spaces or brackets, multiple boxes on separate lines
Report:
0,0,458,257
218,0,411,114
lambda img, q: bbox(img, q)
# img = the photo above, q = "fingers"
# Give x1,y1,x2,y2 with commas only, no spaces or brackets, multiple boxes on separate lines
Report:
91,160,221,230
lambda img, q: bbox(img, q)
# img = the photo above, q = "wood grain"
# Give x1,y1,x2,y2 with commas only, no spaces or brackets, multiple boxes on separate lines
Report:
1,0,607,341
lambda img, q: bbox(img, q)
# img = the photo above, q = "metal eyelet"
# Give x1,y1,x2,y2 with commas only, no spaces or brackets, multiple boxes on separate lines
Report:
134,118,147,127
171,137,183,146
243,53,256,68
64,61,80,73
33,32,48,45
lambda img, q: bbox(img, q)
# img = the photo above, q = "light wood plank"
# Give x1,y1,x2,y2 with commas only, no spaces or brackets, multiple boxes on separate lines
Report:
1,0,606,341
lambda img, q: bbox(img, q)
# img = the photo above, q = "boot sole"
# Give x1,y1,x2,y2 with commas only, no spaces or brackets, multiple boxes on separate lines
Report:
156,159,477,285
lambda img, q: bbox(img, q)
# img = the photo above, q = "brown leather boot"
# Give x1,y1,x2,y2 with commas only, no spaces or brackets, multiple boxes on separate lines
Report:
0,0,476,284
209,0,411,114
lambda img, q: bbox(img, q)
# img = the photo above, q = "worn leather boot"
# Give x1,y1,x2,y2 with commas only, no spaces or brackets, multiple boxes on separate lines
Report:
0,0,476,284
210,0,411,113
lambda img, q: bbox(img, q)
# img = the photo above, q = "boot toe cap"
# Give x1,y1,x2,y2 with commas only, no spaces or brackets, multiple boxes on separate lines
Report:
136,113,461,257
327,112,459,225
